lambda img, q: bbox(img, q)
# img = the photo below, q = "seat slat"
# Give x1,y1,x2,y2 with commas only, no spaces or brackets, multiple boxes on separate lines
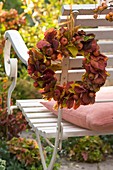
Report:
17,99,40,102
28,118,58,123
22,107,49,113
16,99,44,103
17,102,43,107
33,122,71,128
25,112,56,118
38,126,113,138
38,125,81,131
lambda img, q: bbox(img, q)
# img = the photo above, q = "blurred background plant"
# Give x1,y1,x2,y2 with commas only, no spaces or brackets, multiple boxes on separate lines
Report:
0,138,60,169
0,158,6,170
61,136,112,162
0,77,28,140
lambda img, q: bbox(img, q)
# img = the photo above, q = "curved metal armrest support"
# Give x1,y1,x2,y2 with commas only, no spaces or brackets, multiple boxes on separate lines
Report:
4,30,29,66
4,30,29,114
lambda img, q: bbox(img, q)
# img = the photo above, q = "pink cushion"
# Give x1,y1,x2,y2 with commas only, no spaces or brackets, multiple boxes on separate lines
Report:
41,86,113,132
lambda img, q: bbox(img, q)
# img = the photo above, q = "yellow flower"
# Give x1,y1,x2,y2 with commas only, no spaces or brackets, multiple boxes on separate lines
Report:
3,77,8,83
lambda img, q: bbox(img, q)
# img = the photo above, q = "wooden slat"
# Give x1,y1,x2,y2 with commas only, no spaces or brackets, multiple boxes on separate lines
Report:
29,118,58,123
69,55,113,69
22,107,49,113
53,55,113,70
25,112,56,118
33,122,70,128
84,28,113,40
38,126,79,131
98,41,113,53
38,126,113,138
56,68,113,82
16,99,44,103
59,15,113,27
17,102,43,107
61,4,112,15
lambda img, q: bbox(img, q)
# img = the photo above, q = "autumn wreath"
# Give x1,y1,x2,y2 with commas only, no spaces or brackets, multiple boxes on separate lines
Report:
27,26,108,109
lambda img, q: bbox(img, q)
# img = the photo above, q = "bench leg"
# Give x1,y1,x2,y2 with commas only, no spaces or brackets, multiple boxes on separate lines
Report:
36,129,61,170
36,130,47,170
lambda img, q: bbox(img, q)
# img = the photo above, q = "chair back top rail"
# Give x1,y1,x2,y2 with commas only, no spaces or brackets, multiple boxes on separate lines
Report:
61,4,112,15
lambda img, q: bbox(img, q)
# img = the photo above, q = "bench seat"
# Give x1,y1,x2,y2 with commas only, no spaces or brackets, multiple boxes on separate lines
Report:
16,96,113,139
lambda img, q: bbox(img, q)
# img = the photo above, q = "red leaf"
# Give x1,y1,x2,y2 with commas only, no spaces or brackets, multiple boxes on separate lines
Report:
37,40,50,49
66,97,74,109
74,85,86,93
52,39,59,51
44,28,57,43
81,152,88,161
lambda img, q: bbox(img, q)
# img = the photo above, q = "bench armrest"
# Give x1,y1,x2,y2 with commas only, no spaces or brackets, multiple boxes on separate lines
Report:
4,30,29,67
4,30,29,114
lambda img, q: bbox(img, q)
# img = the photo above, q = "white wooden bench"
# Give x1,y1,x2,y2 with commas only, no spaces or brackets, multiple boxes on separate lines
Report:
4,4,113,170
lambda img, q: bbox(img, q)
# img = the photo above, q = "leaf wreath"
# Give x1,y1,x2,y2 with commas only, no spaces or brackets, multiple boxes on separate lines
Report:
27,27,108,109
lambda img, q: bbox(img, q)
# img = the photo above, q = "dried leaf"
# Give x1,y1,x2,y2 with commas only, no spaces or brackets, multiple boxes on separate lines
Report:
67,45,78,57
57,53,62,60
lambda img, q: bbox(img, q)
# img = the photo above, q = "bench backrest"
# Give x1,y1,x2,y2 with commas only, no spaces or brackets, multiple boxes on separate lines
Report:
57,4,113,84
4,4,113,85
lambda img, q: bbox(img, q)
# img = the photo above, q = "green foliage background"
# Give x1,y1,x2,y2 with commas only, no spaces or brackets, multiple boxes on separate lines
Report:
1,0,95,48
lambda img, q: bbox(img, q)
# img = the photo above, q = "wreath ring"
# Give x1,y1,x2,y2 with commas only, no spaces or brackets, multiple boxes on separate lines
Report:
27,27,108,109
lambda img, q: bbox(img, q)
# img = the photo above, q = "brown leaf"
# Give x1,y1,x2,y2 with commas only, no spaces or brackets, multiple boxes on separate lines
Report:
37,40,50,49
52,39,59,51
66,97,74,109
44,28,57,43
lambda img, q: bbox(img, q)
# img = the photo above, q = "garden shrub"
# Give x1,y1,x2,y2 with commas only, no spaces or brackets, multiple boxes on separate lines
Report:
62,136,112,162
100,135,113,147
19,0,95,49
0,3,26,75
0,3,30,139
0,77,28,140
7,137,42,166
0,138,60,169
1,0,23,13
0,140,36,169
12,78,42,102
